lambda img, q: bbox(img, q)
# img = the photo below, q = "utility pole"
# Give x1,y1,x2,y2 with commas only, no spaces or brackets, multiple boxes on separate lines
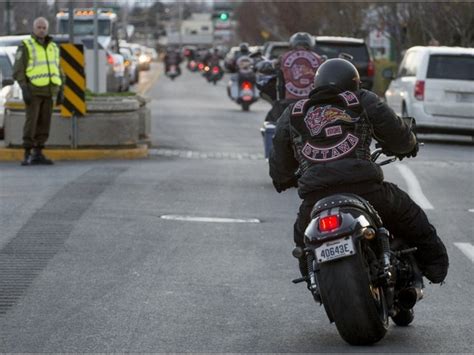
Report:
93,0,99,93
5,0,11,35
68,0,75,43
178,1,183,48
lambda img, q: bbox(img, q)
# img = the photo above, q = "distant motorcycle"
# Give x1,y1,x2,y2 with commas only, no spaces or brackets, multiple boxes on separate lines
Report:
292,119,425,345
187,60,198,72
226,56,259,111
203,65,224,85
165,64,181,80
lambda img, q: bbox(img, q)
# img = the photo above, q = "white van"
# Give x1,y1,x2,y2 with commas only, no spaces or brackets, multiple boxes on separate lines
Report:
384,46,474,136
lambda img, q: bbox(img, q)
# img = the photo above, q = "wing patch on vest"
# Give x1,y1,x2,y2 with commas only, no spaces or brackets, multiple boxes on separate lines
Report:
302,133,359,162
338,91,359,107
304,105,360,136
291,99,310,116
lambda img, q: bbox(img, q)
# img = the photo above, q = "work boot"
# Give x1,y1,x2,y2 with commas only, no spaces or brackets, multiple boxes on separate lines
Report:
20,149,32,166
415,237,449,284
31,148,54,165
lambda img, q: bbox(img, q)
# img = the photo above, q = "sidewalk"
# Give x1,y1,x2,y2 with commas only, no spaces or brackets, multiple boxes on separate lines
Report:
0,143,149,161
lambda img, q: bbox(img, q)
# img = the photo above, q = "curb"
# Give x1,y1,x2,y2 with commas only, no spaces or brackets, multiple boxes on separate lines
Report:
0,145,149,161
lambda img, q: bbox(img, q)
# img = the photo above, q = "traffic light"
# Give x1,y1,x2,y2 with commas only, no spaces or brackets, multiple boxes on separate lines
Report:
219,12,229,21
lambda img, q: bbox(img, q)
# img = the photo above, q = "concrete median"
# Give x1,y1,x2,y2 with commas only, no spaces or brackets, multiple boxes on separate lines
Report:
1,94,151,161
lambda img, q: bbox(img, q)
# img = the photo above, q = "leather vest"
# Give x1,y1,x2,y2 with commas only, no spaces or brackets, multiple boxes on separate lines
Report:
280,50,322,100
23,37,62,87
289,90,372,173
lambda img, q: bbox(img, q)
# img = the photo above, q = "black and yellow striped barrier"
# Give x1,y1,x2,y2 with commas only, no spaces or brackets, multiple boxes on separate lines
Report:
59,43,86,117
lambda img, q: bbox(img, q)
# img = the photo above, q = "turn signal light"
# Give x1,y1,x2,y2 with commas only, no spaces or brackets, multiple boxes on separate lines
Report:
319,215,340,232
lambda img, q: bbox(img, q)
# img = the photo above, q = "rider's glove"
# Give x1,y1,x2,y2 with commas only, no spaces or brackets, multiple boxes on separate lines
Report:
273,178,298,193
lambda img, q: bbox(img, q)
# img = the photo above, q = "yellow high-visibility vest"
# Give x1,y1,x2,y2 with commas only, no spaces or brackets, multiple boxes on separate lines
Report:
23,37,62,87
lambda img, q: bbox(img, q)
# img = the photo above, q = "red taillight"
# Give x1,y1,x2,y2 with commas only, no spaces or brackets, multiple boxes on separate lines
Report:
241,81,252,90
414,80,425,101
212,66,219,74
107,54,114,65
319,215,340,232
198,63,204,70
367,60,375,77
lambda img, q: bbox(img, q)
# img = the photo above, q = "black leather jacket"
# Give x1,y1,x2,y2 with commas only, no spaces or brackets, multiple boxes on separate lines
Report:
269,87,416,198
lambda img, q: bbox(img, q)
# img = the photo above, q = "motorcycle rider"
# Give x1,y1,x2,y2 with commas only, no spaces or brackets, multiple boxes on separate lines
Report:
204,48,222,67
164,46,183,75
259,32,323,123
269,58,449,285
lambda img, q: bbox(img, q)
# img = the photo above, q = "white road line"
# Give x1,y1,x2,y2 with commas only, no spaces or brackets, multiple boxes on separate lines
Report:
454,243,474,263
468,209,474,213
161,215,261,223
396,164,434,210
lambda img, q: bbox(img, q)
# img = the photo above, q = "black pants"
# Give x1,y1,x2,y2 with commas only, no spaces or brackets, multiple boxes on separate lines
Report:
294,181,441,254
23,95,53,149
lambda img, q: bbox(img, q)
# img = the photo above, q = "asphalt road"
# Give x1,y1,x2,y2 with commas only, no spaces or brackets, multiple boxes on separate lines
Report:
0,64,472,352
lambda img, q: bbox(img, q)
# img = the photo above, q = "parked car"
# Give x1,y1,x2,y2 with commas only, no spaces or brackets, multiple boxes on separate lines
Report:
0,46,22,139
120,45,139,84
384,46,474,136
262,41,289,60
313,36,374,90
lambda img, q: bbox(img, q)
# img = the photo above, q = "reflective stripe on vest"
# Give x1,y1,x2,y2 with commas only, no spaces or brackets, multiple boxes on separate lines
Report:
23,38,62,87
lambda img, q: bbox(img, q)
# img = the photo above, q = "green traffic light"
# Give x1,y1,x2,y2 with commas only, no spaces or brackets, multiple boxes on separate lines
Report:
219,12,229,21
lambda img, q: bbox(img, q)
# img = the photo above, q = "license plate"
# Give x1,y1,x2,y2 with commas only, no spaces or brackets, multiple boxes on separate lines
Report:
315,236,355,263
456,93,474,103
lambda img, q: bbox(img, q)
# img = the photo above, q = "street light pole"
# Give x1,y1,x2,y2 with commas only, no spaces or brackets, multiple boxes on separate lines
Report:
6,0,11,35
93,0,99,93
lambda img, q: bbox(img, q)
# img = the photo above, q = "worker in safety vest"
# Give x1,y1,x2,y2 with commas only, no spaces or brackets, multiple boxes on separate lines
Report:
13,17,65,165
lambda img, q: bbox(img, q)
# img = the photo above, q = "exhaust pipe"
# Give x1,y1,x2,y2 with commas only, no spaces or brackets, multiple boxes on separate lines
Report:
398,286,423,310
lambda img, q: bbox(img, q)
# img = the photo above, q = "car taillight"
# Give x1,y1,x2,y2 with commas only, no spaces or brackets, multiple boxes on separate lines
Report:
212,66,219,74
367,60,375,77
319,215,340,232
198,63,204,71
241,81,252,90
107,54,114,65
414,80,425,101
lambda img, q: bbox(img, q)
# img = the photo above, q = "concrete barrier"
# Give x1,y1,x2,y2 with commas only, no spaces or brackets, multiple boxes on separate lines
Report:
3,94,151,148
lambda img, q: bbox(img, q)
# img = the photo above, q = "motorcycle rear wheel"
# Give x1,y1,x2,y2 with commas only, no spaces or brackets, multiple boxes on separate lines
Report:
242,102,250,111
318,245,389,345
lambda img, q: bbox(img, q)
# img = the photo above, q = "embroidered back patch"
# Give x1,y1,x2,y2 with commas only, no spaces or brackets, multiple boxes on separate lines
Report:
304,105,360,136
291,99,310,116
338,91,360,107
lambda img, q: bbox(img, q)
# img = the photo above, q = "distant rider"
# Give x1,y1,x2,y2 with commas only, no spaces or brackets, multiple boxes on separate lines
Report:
164,47,183,74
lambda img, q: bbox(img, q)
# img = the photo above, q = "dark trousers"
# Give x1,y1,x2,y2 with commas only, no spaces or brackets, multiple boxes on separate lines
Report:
23,95,53,149
294,182,441,255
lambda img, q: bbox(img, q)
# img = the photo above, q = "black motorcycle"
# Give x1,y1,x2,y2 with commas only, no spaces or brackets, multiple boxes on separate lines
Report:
203,64,224,85
292,120,425,345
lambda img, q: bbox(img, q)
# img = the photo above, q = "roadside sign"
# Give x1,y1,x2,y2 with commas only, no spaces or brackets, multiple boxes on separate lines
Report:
59,43,86,117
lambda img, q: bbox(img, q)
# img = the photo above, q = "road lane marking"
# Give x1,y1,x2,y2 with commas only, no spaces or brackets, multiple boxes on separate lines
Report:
454,243,474,263
468,209,474,213
149,148,264,160
161,215,261,223
396,164,434,210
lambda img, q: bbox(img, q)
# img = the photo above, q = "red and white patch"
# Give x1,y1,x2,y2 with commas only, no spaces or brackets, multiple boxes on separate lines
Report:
281,50,322,99
304,105,359,136
338,91,360,107
302,133,359,162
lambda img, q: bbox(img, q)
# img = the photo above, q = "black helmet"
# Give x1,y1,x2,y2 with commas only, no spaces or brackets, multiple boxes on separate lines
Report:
313,58,361,91
289,32,315,50
239,42,249,53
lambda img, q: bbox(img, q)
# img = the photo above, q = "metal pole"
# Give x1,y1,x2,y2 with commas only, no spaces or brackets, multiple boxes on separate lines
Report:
6,0,11,35
68,0,74,43
178,2,183,48
93,0,99,93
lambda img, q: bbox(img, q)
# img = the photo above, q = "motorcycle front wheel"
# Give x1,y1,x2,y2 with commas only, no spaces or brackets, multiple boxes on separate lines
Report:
318,242,389,345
